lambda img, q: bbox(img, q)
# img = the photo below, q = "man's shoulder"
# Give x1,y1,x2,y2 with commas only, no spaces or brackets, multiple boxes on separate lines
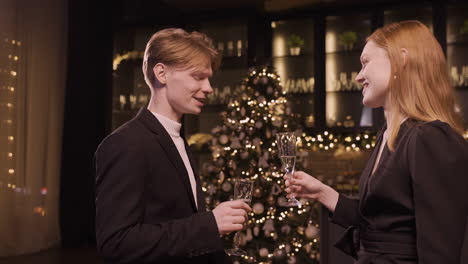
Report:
96,118,151,154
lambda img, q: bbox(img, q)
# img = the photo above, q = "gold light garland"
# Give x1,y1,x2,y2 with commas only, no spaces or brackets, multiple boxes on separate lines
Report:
113,51,144,71
2,38,20,191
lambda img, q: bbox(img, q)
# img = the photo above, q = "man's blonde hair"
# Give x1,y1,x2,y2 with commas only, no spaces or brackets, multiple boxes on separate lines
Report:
142,28,221,89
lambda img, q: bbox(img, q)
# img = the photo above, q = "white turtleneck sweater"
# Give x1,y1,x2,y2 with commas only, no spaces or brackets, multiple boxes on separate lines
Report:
151,111,198,209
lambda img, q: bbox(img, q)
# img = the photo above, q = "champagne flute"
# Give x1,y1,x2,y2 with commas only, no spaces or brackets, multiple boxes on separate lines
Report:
276,132,302,207
225,178,254,256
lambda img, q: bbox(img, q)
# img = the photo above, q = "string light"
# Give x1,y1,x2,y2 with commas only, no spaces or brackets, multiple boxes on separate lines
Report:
2,37,20,195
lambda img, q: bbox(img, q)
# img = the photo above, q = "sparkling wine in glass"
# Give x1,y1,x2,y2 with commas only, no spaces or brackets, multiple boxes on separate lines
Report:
225,178,254,256
276,132,302,207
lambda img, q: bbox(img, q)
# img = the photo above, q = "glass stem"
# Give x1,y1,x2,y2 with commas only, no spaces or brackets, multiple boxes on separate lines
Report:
233,231,241,248
287,170,296,199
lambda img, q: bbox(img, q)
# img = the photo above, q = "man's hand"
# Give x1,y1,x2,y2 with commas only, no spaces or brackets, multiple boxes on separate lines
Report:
212,200,252,235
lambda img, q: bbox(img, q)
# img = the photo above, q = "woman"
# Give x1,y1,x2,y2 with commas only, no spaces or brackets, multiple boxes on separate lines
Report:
285,21,468,263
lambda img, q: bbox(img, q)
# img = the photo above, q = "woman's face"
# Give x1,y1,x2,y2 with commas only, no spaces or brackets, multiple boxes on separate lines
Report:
355,40,392,108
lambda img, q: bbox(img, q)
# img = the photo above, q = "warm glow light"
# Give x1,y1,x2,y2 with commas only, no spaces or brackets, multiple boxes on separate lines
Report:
8,169,14,174
325,27,337,53
33,206,46,216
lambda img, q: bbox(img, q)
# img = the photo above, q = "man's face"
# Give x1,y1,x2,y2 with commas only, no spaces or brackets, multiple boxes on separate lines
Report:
165,65,214,116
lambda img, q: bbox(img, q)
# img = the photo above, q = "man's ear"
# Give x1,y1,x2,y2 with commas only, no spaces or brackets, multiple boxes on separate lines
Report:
153,63,167,85
400,48,408,67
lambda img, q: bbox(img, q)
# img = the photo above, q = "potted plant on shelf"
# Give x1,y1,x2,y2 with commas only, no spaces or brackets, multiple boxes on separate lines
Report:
339,31,358,51
287,34,305,56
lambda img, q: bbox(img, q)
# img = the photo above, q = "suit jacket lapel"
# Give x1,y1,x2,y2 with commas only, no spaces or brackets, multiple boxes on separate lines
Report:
136,108,198,211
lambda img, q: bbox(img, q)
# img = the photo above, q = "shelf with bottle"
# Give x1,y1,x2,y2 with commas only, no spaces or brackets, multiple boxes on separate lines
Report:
449,65,468,89
282,77,315,94
216,38,247,56
447,7,468,92
273,55,314,89
113,93,150,113
272,53,314,59
326,94,377,129
327,71,362,93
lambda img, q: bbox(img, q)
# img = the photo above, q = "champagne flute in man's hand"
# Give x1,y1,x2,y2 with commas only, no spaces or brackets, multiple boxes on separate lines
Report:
225,178,254,256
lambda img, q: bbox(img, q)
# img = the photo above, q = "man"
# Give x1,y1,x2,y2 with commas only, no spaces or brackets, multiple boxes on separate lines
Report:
95,28,251,264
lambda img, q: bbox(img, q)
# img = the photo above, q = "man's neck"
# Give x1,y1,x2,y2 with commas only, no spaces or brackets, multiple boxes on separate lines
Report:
147,91,182,122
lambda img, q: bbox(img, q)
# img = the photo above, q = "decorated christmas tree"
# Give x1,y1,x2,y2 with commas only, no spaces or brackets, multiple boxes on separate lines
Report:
200,66,321,264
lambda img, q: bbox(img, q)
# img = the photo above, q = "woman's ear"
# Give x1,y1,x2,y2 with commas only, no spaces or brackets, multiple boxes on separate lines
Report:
153,63,167,85
400,48,408,67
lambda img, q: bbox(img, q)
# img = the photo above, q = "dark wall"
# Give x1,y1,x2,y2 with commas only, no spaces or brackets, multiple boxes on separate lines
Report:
60,0,113,247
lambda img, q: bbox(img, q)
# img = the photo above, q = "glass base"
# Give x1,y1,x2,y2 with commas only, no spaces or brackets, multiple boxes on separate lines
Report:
283,197,302,207
225,248,248,256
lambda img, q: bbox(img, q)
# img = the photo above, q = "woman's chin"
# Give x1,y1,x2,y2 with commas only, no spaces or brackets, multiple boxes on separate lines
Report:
362,97,379,108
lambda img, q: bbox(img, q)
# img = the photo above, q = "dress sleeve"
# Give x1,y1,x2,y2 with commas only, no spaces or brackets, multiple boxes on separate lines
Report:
330,194,360,228
330,194,361,259
408,121,468,264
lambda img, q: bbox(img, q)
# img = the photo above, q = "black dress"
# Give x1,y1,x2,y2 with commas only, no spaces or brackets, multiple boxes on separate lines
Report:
331,119,468,264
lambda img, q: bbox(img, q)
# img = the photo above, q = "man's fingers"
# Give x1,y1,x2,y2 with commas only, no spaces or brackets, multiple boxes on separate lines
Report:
229,224,244,232
230,200,252,212
231,215,246,225
230,208,248,217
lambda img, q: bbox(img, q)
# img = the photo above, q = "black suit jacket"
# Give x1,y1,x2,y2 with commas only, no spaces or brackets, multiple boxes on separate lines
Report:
95,108,231,264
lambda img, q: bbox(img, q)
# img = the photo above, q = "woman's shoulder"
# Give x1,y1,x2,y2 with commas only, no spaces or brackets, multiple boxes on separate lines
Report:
407,119,463,139
404,119,468,154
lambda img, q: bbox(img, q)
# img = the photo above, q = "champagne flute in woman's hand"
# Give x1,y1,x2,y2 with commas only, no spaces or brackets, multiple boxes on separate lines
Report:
276,132,302,207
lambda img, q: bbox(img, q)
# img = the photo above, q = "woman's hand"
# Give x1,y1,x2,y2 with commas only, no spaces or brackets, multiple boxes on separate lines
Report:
284,171,339,212
284,171,324,200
